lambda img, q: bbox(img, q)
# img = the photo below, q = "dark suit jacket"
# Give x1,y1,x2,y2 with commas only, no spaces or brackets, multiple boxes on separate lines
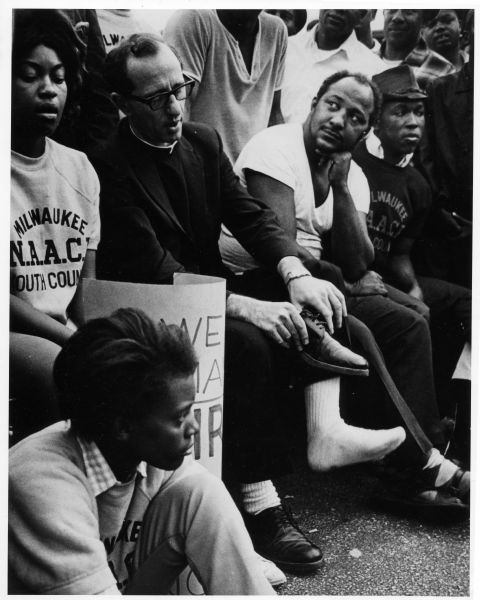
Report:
425,63,473,221
93,119,299,285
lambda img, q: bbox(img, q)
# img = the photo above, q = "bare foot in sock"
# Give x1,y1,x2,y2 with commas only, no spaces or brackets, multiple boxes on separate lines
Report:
307,423,406,472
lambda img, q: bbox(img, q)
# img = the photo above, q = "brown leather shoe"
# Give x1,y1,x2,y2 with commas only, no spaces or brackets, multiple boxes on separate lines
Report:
300,309,369,377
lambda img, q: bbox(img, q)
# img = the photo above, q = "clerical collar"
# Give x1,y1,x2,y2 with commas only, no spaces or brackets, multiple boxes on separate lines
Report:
130,123,178,154
365,131,412,168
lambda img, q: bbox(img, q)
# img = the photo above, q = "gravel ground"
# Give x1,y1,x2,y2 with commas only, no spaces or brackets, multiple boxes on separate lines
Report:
273,462,470,596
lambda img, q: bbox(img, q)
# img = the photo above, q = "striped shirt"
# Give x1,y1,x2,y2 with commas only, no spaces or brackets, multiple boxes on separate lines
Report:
77,435,147,497
377,38,456,90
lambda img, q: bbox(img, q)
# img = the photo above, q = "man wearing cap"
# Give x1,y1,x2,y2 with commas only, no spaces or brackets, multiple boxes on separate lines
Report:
353,64,471,434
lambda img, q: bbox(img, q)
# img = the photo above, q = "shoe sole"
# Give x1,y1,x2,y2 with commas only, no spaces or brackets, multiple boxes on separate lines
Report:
300,350,370,377
258,553,324,574
371,494,469,524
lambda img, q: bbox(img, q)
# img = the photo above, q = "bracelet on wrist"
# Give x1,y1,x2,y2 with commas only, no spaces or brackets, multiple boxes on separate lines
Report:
286,272,312,286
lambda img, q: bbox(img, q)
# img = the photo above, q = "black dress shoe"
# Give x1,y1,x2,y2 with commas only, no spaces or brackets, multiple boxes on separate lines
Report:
372,464,469,523
243,505,323,573
300,309,369,377
373,487,469,523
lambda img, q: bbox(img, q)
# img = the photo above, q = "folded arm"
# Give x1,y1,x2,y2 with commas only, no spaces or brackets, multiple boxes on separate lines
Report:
10,250,97,346
10,295,73,347
386,237,423,301
327,152,374,282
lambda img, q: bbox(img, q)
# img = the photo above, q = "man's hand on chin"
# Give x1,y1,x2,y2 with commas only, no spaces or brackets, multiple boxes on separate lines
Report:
327,151,352,187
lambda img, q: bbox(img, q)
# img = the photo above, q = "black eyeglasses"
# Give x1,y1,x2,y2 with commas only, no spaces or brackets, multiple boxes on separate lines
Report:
128,74,195,111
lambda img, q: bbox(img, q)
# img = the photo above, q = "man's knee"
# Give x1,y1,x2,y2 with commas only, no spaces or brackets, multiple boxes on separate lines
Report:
156,463,233,518
225,318,273,372
10,333,61,379
413,301,430,321
388,302,431,341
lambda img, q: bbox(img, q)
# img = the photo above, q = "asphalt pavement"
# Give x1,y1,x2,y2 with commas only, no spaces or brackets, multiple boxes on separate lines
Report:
273,461,470,597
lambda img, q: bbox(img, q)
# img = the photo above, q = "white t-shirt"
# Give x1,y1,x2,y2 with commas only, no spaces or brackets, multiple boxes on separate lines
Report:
282,28,386,124
219,123,370,273
165,9,287,162
97,9,158,53
11,138,100,324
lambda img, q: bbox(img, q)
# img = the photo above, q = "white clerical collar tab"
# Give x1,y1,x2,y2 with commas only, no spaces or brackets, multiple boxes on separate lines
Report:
130,123,178,154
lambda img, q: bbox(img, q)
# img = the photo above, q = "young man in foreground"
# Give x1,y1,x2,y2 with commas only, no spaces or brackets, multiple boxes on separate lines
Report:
9,308,274,595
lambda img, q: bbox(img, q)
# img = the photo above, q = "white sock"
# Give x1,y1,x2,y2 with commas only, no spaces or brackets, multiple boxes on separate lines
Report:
423,448,459,486
305,377,406,472
240,480,281,515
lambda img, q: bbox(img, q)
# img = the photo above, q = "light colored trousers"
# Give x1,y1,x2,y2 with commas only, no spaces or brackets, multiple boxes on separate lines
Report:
126,458,275,595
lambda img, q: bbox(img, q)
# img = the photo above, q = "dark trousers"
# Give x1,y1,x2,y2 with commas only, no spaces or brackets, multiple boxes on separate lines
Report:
222,317,294,483
384,277,471,416
346,291,443,459
413,231,472,289
384,276,471,339
419,276,471,416
418,275,471,336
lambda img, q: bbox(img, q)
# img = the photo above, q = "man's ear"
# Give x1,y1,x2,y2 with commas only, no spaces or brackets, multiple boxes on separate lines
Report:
355,127,370,146
111,92,129,116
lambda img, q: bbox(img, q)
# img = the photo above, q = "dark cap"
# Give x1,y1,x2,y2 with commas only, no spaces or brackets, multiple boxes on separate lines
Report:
372,65,427,101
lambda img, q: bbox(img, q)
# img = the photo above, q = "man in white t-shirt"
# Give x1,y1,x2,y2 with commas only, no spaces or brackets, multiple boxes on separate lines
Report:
165,9,287,162
220,70,470,517
282,9,386,123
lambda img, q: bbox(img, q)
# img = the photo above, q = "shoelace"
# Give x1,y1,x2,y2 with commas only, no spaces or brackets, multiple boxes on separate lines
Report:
300,308,326,328
273,503,307,536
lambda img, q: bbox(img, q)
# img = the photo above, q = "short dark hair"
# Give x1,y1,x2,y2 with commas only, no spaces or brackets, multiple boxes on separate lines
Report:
294,10,308,33
54,308,198,441
314,70,382,127
12,9,85,113
104,33,182,95
422,9,469,29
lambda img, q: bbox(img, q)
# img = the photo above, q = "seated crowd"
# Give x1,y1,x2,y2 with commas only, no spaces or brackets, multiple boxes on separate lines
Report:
9,8,473,595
